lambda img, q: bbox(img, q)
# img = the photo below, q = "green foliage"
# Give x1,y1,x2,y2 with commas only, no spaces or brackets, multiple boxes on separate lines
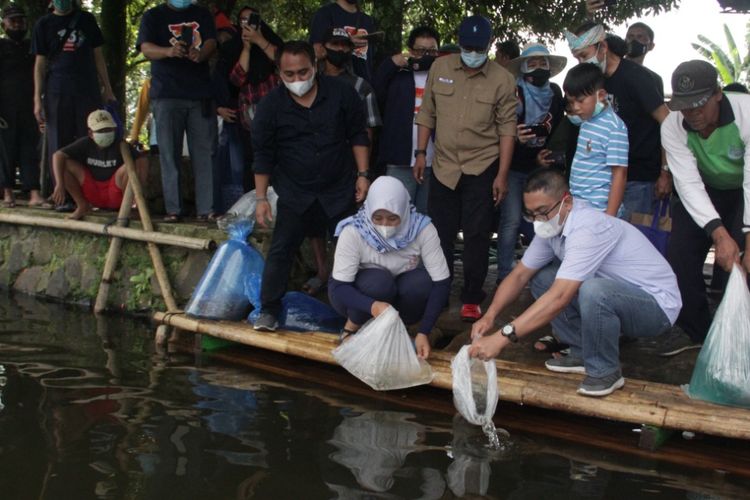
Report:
128,267,154,309
692,21,750,86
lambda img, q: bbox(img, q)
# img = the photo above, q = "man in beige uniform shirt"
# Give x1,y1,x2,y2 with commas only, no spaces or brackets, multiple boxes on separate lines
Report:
414,14,517,322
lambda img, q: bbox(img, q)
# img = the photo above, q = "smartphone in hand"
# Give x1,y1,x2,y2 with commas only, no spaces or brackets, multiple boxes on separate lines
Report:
527,123,549,138
249,12,261,30
181,25,194,46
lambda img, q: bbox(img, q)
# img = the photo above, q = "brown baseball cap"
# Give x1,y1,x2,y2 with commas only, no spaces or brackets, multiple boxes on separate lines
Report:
668,60,719,111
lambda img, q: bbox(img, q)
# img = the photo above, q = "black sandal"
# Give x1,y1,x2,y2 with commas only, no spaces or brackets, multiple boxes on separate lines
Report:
534,335,570,354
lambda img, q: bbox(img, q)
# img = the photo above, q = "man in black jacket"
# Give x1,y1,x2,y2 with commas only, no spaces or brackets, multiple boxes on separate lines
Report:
372,26,439,213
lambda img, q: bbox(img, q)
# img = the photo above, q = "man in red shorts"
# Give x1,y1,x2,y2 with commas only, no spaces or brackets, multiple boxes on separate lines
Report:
51,109,147,219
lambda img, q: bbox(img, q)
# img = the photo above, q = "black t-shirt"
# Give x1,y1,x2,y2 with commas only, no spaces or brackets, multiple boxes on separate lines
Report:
31,10,103,96
605,58,665,182
0,38,34,110
309,3,375,82
61,137,138,182
136,4,217,100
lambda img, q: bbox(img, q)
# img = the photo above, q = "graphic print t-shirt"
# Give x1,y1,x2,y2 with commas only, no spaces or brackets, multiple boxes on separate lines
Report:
61,137,138,182
136,4,217,100
31,10,103,96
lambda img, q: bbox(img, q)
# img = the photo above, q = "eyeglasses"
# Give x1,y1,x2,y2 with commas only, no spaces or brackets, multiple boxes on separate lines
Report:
522,198,564,222
411,48,439,57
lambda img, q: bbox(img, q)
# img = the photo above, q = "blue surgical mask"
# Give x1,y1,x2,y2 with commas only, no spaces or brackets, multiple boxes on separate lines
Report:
168,0,193,9
460,48,488,69
53,0,73,12
567,114,583,126
592,100,605,117
583,45,607,73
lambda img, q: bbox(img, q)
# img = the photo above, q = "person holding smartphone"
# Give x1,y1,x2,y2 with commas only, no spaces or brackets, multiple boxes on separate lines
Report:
496,43,567,285
137,0,218,221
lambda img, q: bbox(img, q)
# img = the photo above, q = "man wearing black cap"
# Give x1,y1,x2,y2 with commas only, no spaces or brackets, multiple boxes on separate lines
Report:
658,60,750,356
415,15,517,322
0,4,44,208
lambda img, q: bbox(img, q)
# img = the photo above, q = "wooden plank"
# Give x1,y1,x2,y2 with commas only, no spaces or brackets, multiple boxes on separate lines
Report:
153,312,750,441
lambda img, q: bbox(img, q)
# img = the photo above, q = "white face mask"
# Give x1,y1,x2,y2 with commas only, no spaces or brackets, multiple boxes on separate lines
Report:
532,199,566,239
374,224,399,239
283,70,316,97
92,131,116,148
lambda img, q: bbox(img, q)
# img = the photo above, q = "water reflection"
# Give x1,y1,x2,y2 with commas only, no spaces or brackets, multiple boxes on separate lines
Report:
0,295,749,499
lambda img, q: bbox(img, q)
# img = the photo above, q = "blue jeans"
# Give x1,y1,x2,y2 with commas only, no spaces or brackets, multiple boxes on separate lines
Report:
214,121,246,213
152,98,217,215
621,180,654,221
386,165,431,214
496,170,528,280
530,261,671,377
329,267,432,326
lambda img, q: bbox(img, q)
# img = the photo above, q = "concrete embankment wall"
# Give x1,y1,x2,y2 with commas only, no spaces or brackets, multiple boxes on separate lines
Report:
0,211,225,312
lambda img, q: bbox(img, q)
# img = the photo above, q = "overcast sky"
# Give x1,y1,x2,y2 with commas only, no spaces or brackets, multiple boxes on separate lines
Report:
548,0,750,94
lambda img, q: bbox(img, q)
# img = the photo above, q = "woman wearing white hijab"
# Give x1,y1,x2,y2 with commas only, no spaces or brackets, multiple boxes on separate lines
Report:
329,176,450,359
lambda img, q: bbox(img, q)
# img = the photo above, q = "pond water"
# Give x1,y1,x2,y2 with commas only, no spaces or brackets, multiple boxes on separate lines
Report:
1,295,749,500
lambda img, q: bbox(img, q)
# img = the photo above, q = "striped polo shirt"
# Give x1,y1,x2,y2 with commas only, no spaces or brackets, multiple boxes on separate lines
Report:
570,104,629,210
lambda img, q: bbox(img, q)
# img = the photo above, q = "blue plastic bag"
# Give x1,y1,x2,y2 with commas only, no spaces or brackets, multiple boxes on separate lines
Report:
186,220,263,320
244,248,265,323
630,199,671,257
277,291,345,333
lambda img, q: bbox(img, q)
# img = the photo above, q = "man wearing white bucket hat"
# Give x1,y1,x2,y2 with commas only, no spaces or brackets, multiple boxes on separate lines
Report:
497,43,567,283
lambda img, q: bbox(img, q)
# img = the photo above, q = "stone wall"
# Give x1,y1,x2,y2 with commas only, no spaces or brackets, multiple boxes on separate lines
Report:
0,209,317,314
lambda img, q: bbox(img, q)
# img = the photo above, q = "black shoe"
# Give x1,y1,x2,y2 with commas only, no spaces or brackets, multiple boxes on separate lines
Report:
55,202,75,213
253,312,278,332
655,328,702,357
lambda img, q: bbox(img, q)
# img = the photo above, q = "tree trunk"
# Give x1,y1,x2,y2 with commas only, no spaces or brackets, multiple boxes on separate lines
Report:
370,0,404,65
100,0,128,113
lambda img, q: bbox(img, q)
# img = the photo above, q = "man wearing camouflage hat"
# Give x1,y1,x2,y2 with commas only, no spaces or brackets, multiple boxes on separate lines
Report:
658,60,750,356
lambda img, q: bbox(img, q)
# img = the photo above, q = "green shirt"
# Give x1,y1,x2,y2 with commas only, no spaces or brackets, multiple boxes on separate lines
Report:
686,121,745,190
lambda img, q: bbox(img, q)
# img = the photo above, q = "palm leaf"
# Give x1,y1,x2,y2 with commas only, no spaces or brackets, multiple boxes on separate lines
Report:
713,51,735,84
691,43,714,62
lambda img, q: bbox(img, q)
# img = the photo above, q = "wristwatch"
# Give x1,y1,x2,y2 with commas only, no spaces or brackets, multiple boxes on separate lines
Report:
501,323,518,343
661,164,669,172
414,149,427,158
356,170,370,178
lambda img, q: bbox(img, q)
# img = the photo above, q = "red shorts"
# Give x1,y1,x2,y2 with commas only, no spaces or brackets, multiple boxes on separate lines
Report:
81,170,124,210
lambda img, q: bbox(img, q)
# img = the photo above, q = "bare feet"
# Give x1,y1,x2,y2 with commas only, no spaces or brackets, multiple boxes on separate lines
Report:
28,191,45,207
67,203,90,220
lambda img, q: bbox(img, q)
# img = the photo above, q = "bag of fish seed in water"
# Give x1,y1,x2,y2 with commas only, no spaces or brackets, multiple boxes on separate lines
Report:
332,305,433,391
451,345,499,437
685,265,750,408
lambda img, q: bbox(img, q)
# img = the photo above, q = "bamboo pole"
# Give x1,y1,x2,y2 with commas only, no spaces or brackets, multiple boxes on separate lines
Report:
94,182,135,313
153,311,750,441
0,212,214,250
120,143,178,312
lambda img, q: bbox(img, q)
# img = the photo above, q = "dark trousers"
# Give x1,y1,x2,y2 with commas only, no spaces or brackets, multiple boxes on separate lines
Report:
428,162,497,304
667,187,745,342
45,92,100,167
261,200,350,316
329,267,432,325
0,105,40,191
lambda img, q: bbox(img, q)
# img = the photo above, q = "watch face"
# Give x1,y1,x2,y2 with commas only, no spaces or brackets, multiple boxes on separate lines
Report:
502,324,513,335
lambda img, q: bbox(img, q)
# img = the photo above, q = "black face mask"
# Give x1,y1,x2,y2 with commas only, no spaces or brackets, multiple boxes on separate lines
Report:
326,49,351,68
627,40,648,58
525,68,550,87
407,55,435,72
6,29,26,42
345,0,358,4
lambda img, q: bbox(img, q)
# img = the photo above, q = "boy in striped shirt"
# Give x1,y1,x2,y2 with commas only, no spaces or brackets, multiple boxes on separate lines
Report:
564,63,628,216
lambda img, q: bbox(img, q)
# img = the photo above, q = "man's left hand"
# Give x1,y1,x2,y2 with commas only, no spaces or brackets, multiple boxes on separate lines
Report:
355,176,370,203
468,332,507,361
415,333,431,359
492,175,508,206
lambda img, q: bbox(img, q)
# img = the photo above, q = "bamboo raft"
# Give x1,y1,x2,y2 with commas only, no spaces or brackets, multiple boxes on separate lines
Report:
153,311,750,443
